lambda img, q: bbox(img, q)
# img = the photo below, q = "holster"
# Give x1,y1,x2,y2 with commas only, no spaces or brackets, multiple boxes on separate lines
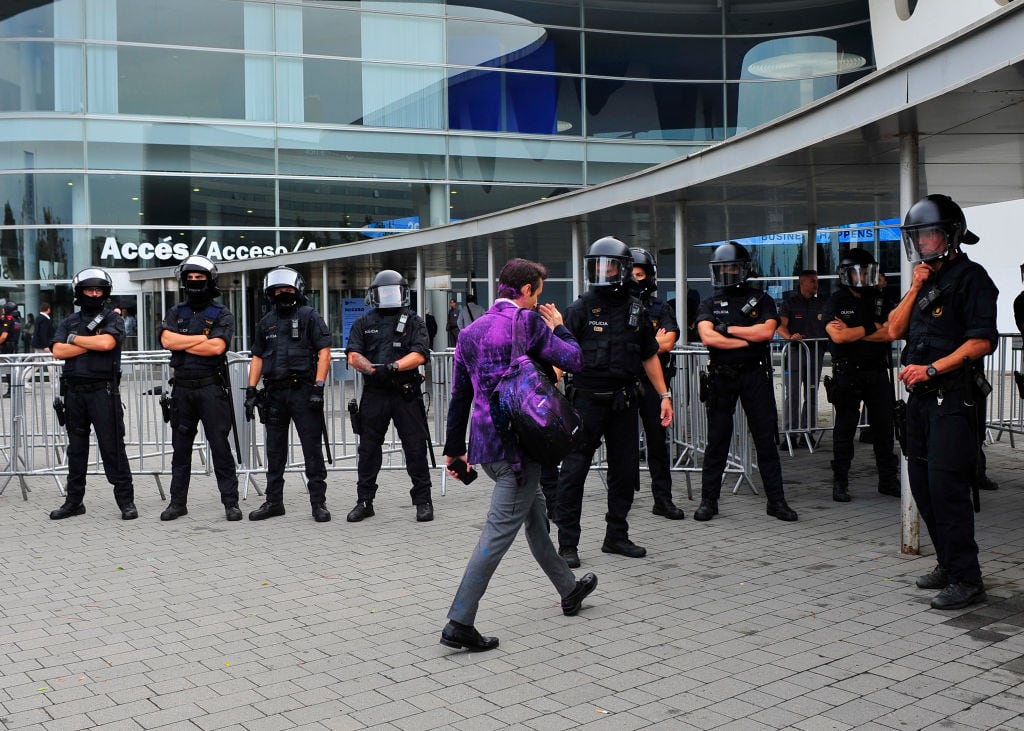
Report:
893,398,907,453
822,375,835,404
53,397,66,427
698,370,710,403
159,392,174,425
348,398,363,435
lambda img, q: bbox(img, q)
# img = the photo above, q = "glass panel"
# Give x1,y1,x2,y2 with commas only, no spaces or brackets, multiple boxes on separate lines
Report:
0,4,53,38
89,228,292,271
116,0,244,49
278,129,445,179
447,184,570,221
585,32,721,80
300,57,363,125
360,12,443,64
88,174,275,229
116,46,245,119
449,68,579,135
0,119,85,169
0,40,55,111
725,1,867,34
301,5,362,57
584,0,721,34
280,181,425,244
449,136,583,184
586,79,724,141
447,20,580,74
363,62,444,129
490,219,576,279
447,1,582,28
585,141,703,184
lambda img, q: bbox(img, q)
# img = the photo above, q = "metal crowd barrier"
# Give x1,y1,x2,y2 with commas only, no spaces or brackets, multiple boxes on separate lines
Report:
2,337,1018,502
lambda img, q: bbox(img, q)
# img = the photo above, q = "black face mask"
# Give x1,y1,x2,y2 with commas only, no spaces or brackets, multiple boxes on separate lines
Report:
77,294,106,314
184,282,211,306
273,290,298,314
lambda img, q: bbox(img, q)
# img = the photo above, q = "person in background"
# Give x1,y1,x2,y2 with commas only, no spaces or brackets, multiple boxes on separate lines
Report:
777,270,826,433
31,302,53,354
441,257,596,652
446,298,460,347
456,292,485,332
22,312,34,353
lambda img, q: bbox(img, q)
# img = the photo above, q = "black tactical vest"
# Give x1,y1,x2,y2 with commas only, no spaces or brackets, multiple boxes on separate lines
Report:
61,310,121,380
357,308,420,385
169,302,226,374
257,306,319,381
575,291,645,386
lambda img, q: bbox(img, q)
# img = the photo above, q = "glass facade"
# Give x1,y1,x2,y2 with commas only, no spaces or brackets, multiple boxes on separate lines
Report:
0,0,874,347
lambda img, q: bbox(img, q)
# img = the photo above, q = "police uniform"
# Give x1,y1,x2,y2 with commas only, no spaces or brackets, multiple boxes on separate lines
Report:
160,301,239,510
779,289,826,431
696,285,790,512
638,296,680,510
251,304,332,507
902,252,997,590
554,290,659,554
823,287,898,495
0,307,19,354
53,309,135,511
346,307,433,510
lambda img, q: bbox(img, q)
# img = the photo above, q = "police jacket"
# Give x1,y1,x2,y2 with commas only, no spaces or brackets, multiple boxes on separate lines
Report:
696,285,779,366
823,288,893,366
779,289,826,339
159,300,235,378
901,252,998,368
642,296,680,372
52,309,125,381
563,289,659,390
346,307,430,388
251,306,331,382
0,312,17,354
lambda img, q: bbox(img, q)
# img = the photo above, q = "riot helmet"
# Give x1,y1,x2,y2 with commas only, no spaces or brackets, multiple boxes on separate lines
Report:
1,301,17,316
263,266,304,314
709,241,752,288
72,267,113,313
900,194,979,263
629,247,658,296
584,236,632,293
365,269,410,309
838,248,880,289
177,255,220,304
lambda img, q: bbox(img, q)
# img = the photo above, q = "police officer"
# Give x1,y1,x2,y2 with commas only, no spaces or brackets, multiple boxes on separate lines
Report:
0,301,19,397
553,237,673,567
345,270,434,523
49,267,137,520
245,267,332,522
890,194,997,610
778,270,827,432
823,249,899,502
158,255,241,521
629,247,684,520
695,242,797,523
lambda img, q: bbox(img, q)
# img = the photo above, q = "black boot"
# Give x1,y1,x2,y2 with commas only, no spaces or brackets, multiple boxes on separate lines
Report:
120,502,139,520
346,500,374,522
766,500,798,521
160,503,188,521
653,501,686,519
832,475,850,503
878,475,901,497
930,579,986,610
50,502,85,520
311,503,331,522
693,498,718,522
224,503,243,521
249,501,285,521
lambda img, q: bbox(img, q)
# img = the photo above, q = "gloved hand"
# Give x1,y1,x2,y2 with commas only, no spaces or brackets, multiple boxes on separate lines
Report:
309,383,325,411
244,386,260,421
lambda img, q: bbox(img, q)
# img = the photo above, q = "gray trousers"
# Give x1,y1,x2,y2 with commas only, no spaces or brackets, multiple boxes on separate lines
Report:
447,460,577,626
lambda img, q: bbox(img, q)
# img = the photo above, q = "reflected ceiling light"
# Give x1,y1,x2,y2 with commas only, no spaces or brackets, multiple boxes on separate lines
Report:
138,212,144,216
246,209,254,214
131,196,139,201
747,51,866,80
193,187,200,192
67,181,73,186
556,121,573,132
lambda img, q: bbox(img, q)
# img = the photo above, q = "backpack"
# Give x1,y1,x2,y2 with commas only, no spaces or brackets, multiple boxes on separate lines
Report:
489,308,583,466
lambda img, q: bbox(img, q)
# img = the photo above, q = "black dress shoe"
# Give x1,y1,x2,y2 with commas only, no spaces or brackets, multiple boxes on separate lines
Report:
653,501,686,519
916,565,949,590
346,500,374,522
766,500,798,521
561,573,598,616
601,537,647,558
440,621,499,652
120,502,139,520
930,580,986,610
693,498,718,522
311,503,331,522
160,503,188,521
416,502,434,522
225,504,243,521
50,503,85,520
559,546,580,568
832,477,851,503
249,501,286,521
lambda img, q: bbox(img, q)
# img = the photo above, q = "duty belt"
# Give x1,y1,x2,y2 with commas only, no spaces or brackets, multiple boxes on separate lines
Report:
63,379,112,393
264,376,311,391
708,360,767,376
909,375,962,396
171,374,219,389
832,359,887,372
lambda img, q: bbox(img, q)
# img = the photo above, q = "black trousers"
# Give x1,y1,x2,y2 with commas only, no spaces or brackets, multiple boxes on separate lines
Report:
906,391,981,582
554,390,640,548
64,384,134,507
639,379,673,504
356,387,432,505
701,366,784,503
169,381,239,506
264,383,327,504
831,367,898,481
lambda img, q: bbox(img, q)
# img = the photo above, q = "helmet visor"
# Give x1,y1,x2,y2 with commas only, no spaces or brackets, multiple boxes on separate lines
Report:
710,261,751,288
264,268,298,292
585,255,624,287
901,225,953,263
374,284,406,308
839,262,879,288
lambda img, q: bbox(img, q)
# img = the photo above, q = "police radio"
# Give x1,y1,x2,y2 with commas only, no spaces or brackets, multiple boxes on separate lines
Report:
396,312,409,334
627,300,642,329
290,317,300,340
84,309,108,333
740,294,761,317
916,285,943,313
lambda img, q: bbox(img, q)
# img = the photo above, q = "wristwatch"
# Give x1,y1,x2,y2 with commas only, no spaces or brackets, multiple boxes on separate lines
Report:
925,364,938,379
658,392,672,400
67,333,77,345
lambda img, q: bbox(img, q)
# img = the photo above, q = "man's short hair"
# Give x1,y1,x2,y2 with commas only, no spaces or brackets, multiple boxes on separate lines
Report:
497,258,548,300
40,302,50,312
799,269,818,278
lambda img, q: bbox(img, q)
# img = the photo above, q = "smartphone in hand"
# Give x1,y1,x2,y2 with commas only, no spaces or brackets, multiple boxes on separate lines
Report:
450,459,478,484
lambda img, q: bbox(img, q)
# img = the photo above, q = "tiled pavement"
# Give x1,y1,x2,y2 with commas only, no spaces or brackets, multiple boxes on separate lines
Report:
1,436,1023,731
